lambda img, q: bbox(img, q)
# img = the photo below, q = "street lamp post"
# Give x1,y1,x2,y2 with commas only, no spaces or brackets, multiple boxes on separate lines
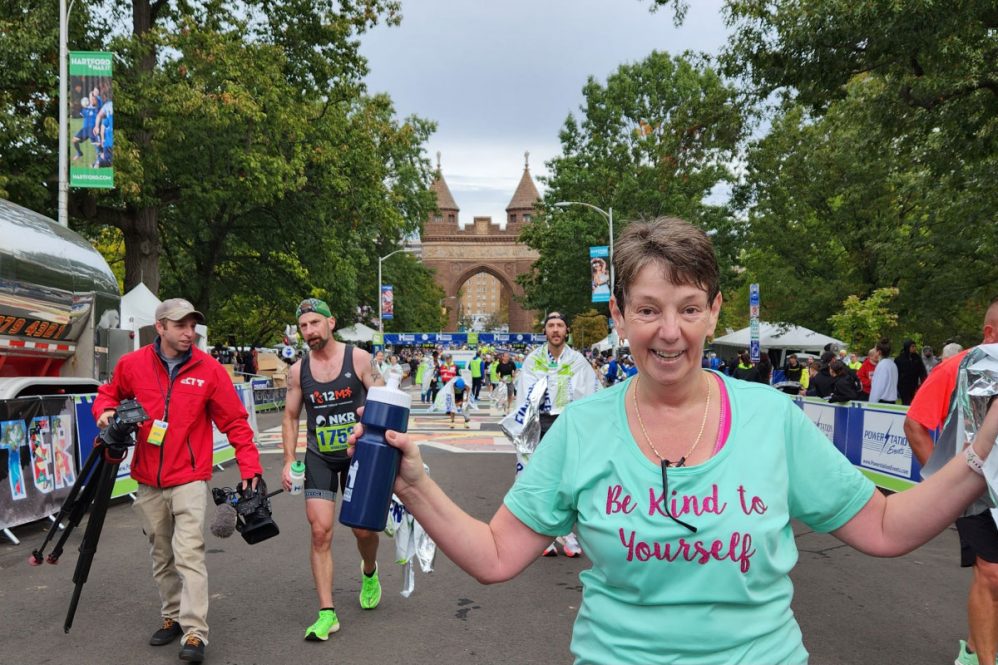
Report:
58,0,77,227
378,248,408,335
553,201,616,353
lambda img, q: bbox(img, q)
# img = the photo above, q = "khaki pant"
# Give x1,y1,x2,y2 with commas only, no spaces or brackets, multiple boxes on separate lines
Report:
133,481,209,643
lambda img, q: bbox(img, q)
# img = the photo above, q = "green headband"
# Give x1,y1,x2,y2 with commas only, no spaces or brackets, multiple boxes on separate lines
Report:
296,298,332,319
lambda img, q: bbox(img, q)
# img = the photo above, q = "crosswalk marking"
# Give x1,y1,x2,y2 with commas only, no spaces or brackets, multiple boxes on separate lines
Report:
255,410,513,454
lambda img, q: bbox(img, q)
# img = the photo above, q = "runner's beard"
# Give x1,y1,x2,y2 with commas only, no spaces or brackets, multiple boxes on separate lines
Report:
307,335,328,350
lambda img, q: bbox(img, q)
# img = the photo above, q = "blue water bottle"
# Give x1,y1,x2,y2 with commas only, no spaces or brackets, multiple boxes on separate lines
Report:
339,386,411,531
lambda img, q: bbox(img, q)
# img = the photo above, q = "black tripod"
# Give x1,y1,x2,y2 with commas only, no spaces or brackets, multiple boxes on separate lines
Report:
30,437,130,633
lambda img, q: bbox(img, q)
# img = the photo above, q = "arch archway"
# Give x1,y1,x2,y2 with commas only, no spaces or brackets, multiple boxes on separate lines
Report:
421,217,539,332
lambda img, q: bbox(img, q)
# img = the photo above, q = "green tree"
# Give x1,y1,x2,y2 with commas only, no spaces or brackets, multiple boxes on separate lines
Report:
519,51,745,321
735,81,997,344
571,309,609,350
1,1,439,345
651,0,998,343
828,288,899,353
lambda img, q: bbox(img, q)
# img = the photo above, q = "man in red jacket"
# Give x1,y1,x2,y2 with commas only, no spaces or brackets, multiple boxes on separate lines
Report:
93,298,262,664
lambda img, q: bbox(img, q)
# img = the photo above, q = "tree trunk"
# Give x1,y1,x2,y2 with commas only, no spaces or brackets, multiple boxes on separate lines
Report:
119,0,160,295
122,206,160,294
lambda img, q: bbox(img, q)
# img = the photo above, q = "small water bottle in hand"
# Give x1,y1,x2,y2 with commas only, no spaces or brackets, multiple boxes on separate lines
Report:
289,460,305,496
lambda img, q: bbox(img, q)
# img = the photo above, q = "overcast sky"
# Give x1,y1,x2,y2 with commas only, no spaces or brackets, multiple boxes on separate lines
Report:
360,0,730,227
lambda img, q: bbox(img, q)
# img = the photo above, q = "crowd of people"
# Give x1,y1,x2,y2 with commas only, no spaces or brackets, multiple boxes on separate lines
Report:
709,338,966,407
91,218,997,665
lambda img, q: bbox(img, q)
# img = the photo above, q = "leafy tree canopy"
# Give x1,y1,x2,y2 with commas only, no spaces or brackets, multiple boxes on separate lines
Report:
0,0,444,345
520,51,745,321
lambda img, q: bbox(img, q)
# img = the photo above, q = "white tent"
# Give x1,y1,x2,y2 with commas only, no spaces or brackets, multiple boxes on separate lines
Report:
119,283,208,351
711,322,845,354
591,332,628,354
337,322,377,343
120,282,161,331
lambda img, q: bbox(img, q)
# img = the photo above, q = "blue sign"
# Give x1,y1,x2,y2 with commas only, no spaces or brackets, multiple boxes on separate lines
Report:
382,332,546,346
590,245,610,303
749,283,760,363
381,285,394,320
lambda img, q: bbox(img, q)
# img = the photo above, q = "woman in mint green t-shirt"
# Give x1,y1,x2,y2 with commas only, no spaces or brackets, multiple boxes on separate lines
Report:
350,217,998,665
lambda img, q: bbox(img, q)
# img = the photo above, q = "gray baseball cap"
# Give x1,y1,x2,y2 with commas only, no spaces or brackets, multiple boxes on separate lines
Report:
155,298,205,324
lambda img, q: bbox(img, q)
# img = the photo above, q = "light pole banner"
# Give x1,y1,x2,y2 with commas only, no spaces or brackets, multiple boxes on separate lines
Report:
69,51,114,189
749,283,760,363
381,285,394,320
590,246,610,303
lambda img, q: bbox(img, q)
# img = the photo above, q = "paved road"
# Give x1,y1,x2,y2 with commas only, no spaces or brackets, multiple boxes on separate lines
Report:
0,389,971,664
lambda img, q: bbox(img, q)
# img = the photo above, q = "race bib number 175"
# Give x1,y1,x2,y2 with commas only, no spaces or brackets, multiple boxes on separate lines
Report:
316,423,353,453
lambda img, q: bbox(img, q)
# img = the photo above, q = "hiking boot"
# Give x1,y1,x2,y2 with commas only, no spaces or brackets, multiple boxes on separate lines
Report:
149,617,182,646
178,635,205,662
304,610,340,641
360,563,382,610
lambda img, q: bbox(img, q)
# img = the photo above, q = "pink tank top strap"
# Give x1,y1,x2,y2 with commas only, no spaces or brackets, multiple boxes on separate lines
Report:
712,373,732,454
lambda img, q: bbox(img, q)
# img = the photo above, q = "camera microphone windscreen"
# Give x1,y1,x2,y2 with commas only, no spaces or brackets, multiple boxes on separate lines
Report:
210,502,237,538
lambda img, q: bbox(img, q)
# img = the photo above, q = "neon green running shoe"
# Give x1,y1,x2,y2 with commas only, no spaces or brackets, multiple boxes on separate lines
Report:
304,610,339,641
359,563,382,610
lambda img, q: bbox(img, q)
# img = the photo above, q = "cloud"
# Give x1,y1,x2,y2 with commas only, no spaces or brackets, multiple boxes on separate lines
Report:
361,0,731,230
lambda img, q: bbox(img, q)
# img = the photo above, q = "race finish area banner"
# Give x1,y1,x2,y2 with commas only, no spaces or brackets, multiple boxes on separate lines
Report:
0,397,76,531
382,333,547,346
69,51,114,189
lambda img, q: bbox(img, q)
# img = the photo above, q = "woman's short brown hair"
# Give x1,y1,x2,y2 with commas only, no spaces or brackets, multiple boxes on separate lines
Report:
612,217,720,312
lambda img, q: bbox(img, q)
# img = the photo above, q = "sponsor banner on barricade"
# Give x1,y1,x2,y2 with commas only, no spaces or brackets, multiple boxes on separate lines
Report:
75,394,136,498
1,396,77,530
214,383,258,465
794,397,919,492
853,403,918,491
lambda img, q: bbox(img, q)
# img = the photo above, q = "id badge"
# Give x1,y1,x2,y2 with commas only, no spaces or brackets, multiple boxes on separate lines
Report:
147,419,169,446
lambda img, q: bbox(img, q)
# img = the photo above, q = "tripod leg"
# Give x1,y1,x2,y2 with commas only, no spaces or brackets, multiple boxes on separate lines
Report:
64,455,119,633
30,445,103,565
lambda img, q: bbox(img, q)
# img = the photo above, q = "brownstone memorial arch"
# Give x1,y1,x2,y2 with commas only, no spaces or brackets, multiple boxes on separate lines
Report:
420,154,540,332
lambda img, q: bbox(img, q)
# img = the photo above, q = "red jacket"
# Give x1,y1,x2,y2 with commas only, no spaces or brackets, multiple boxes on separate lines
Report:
857,358,876,394
93,343,262,488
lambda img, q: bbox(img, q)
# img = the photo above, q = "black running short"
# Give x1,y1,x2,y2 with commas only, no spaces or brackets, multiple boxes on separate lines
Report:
304,448,350,501
956,510,998,566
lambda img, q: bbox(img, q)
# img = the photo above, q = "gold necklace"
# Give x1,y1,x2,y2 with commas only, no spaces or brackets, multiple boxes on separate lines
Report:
632,373,711,468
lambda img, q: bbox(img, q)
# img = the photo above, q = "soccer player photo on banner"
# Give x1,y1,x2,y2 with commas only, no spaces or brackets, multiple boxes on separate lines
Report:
69,51,114,189
381,284,394,319
590,245,610,302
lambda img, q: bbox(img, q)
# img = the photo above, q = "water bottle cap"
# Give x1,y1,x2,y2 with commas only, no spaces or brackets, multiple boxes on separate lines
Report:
291,461,305,473
366,385,411,410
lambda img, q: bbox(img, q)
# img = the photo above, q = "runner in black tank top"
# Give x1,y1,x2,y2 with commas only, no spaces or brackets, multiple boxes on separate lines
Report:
281,298,386,640
300,346,367,499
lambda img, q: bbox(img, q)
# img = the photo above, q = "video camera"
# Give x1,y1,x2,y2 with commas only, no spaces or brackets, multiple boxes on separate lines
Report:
211,477,281,545
100,399,149,448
